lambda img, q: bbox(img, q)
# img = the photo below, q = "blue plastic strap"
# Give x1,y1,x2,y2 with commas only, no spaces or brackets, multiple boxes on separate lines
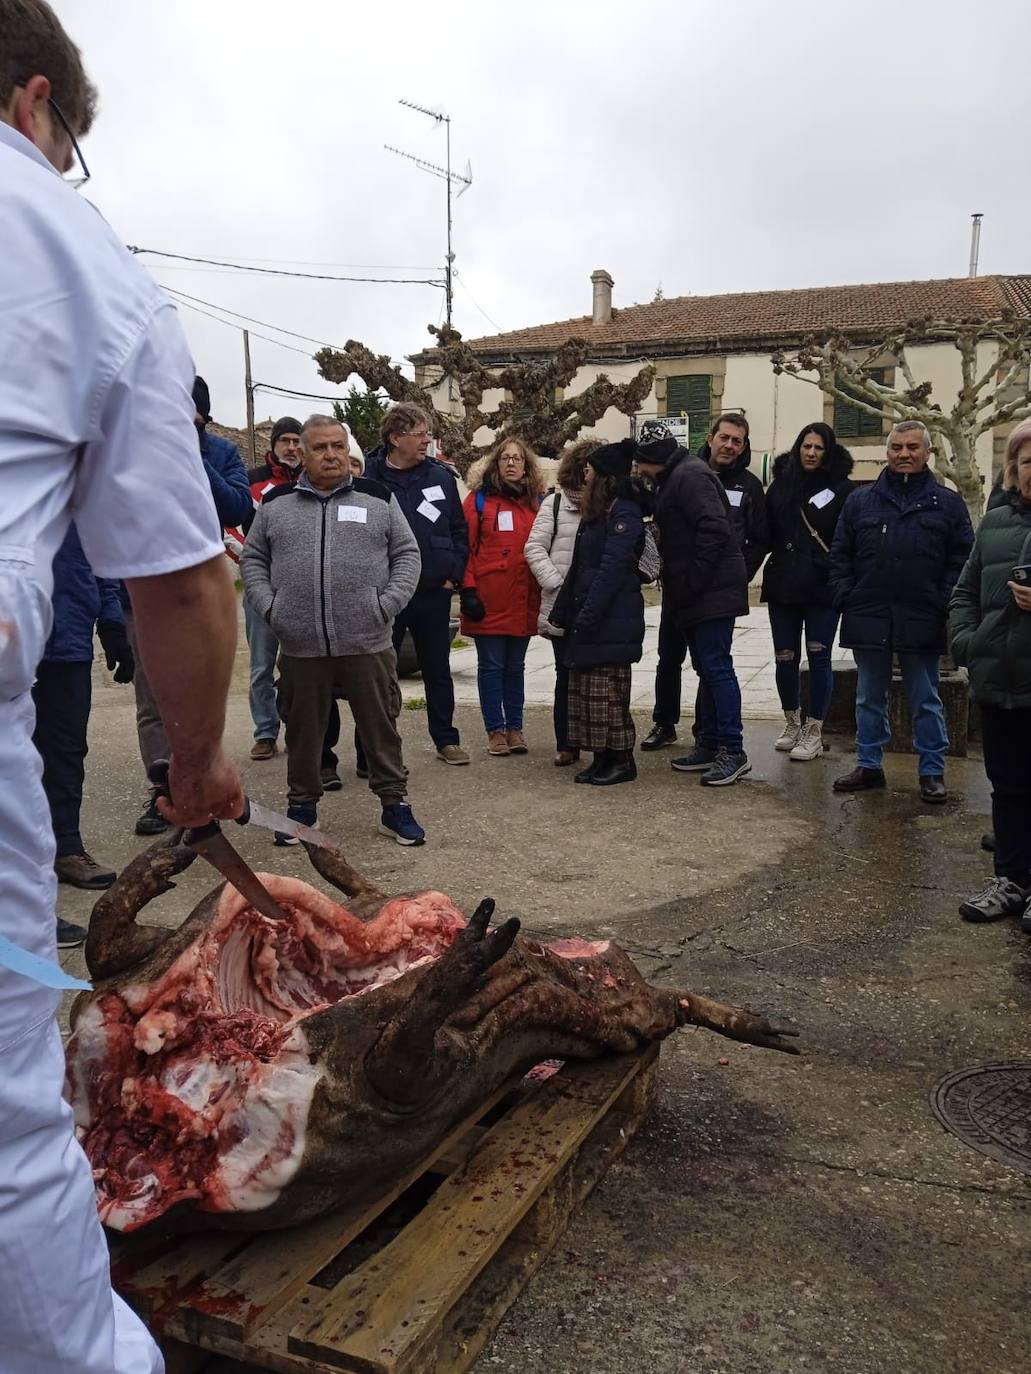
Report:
0,934,92,990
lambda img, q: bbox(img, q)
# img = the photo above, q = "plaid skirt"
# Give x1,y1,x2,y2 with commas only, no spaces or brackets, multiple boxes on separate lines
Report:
567,665,635,752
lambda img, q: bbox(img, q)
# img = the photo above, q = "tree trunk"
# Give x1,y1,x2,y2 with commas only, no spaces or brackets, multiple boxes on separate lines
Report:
938,430,985,523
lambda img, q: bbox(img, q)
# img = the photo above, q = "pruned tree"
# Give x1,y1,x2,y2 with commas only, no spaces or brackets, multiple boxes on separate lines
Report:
772,315,1031,520
315,324,655,474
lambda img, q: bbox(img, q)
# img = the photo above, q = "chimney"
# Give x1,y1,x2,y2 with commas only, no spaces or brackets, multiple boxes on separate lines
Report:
591,269,614,325
968,212,983,277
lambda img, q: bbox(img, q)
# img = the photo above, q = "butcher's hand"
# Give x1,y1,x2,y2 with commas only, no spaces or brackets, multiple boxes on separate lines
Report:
156,748,245,828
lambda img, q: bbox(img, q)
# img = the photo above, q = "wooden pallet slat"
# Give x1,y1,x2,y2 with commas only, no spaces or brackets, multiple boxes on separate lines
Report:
288,1047,657,1373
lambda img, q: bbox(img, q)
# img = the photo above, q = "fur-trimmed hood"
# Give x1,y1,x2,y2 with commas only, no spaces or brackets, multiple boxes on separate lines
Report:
772,442,854,486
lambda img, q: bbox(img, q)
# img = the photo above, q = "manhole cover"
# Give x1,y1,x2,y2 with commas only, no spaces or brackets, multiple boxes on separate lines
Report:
931,1062,1031,1173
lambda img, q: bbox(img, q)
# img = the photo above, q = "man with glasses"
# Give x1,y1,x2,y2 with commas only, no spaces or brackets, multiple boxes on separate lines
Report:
0,4,244,1371
365,403,470,764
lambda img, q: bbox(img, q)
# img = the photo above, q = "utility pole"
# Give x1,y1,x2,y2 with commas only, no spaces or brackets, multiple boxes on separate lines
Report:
243,329,256,462
386,100,472,330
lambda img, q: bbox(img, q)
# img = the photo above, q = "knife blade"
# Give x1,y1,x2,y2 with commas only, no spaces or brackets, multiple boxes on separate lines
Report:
186,825,293,924
233,798,341,852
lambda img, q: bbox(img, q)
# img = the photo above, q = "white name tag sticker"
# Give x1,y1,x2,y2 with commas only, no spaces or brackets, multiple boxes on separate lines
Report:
260,482,275,496
337,505,367,523
497,510,515,531
417,499,442,523
726,488,744,507
421,485,445,503
810,489,834,509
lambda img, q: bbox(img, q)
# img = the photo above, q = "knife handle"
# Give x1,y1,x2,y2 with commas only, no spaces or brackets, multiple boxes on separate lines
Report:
147,761,223,846
234,798,252,826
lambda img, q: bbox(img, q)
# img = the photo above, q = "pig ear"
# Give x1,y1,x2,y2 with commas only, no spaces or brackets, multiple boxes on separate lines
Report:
85,831,197,980
300,840,384,906
364,898,520,1105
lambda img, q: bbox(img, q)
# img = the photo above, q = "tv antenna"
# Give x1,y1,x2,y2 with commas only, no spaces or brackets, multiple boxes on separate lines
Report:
386,99,472,328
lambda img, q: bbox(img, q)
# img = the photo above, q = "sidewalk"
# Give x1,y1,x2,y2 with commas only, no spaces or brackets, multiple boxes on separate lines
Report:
405,602,852,720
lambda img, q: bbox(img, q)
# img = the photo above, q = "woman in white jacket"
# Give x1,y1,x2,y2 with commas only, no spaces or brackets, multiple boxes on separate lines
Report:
525,439,599,764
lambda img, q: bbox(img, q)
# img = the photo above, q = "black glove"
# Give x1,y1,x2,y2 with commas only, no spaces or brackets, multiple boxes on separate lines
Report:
459,587,486,622
97,618,135,684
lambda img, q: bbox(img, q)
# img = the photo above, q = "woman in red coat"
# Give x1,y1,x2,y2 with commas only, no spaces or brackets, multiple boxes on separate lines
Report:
460,437,545,754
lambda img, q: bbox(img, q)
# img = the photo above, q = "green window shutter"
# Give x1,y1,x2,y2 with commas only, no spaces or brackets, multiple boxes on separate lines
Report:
666,375,712,449
834,367,886,438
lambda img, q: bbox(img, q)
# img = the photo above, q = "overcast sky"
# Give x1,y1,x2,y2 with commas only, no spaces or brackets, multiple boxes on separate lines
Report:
63,0,1030,429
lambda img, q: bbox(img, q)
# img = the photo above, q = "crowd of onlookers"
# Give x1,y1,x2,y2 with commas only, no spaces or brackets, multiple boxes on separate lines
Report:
37,390,1031,946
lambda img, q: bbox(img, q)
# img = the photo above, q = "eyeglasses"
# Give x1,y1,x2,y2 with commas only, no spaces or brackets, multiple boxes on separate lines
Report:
47,96,90,189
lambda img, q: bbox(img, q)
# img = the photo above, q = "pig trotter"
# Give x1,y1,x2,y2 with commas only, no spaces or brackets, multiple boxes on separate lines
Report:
677,992,801,1055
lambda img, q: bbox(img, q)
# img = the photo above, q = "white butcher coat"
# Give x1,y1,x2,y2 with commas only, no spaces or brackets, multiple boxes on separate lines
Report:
0,121,224,1374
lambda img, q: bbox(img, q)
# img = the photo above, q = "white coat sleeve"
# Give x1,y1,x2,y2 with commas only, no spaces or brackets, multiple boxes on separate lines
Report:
71,302,225,580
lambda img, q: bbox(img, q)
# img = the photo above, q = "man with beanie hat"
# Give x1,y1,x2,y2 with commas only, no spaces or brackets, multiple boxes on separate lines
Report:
127,373,252,834
635,421,751,786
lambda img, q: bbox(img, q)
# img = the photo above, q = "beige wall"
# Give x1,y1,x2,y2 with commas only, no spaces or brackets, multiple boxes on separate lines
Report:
424,340,1004,491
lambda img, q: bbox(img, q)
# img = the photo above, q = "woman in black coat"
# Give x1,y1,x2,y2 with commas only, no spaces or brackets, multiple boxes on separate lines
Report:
760,422,854,761
548,440,644,787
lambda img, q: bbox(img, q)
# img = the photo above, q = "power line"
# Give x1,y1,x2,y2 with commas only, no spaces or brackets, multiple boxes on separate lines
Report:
454,271,504,332
191,253,439,270
130,245,445,288
252,383,352,402
161,286,342,350
164,292,314,356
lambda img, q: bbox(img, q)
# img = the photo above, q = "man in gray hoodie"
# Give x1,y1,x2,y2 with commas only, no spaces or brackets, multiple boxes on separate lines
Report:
241,415,426,844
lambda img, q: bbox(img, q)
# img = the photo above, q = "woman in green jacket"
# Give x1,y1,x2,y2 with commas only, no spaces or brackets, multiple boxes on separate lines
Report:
949,419,1031,926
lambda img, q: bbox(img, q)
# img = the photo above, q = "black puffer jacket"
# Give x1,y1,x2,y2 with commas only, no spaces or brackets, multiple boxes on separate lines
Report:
761,443,855,606
654,449,748,628
698,441,770,580
829,467,974,654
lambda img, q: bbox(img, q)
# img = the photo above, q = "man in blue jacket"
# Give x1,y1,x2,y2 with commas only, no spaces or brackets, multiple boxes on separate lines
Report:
364,402,470,765
829,421,974,802
33,525,135,946
129,374,252,834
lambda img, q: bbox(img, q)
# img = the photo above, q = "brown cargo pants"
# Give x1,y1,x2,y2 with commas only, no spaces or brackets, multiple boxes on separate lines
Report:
277,650,407,808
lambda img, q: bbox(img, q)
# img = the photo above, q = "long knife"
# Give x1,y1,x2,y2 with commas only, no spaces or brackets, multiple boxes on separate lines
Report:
232,798,341,852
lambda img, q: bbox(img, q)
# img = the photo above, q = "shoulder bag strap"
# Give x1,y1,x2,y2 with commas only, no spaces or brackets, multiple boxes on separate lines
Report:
799,501,831,556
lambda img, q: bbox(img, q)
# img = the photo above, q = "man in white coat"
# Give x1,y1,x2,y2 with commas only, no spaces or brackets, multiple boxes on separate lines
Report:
0,4,244,1371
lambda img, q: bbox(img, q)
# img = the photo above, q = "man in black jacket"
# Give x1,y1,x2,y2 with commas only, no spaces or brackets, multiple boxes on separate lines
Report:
642,413,767,754
364,403,470,765
635,422,751,786
829,421,974,802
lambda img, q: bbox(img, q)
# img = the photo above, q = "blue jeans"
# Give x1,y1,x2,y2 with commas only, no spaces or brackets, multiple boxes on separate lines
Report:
244,594,281,742
854,648,948,777
652,600,689,727
687,617,743,754
392,588,459,748
474,635,530,733
767,602,840,719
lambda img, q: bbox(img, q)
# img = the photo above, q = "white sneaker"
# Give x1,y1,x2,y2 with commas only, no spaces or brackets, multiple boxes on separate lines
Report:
774,710,802,751
790,718,824,761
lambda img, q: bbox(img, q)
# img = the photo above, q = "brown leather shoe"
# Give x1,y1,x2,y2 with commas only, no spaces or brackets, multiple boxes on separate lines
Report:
554,749,580,767
487,731,510,756
250,738,277,761
506,730,528,754
55,850,116,890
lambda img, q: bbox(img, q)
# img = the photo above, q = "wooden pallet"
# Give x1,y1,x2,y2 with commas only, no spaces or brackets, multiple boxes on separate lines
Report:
108,1044,659,1374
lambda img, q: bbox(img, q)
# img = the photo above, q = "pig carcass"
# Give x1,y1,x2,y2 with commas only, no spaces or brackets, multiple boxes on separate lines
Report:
66,832,797,1233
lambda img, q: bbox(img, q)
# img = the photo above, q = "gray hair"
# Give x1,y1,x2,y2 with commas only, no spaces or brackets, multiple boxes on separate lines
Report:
300,414,348,450
887,420,932,451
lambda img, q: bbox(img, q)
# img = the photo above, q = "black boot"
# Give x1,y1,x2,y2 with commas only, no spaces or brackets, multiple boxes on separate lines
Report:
575,751,607,784
590,749,638,786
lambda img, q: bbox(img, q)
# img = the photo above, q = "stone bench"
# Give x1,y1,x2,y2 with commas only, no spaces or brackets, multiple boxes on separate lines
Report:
800,660,970,757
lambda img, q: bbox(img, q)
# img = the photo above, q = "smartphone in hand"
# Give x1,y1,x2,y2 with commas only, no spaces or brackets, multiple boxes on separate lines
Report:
1011,564,1031,584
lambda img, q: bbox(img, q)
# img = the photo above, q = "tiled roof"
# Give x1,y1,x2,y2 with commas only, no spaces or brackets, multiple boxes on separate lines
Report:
208,419,274,467
435,275,1031,360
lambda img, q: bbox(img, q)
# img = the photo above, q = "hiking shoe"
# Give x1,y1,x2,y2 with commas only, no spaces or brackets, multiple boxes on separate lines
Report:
55,851,116,890
436,744,470,765
919,775,947,804
274,804,316,847
959,877,1029,924
671,745,718,772
134,790,169,836
487,731,510,756
379,802,426,846
789,719,824,762
774,710,802,752
320,766,343,791
250,738,277,761
641,724,677,751
56,917,87,949
1021,898,1031,936
700,748,752,787
833,766,886,793
506,730,528,754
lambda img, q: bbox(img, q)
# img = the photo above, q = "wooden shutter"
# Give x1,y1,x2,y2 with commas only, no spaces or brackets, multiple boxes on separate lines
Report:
834,367,886,438
665,375,712,449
